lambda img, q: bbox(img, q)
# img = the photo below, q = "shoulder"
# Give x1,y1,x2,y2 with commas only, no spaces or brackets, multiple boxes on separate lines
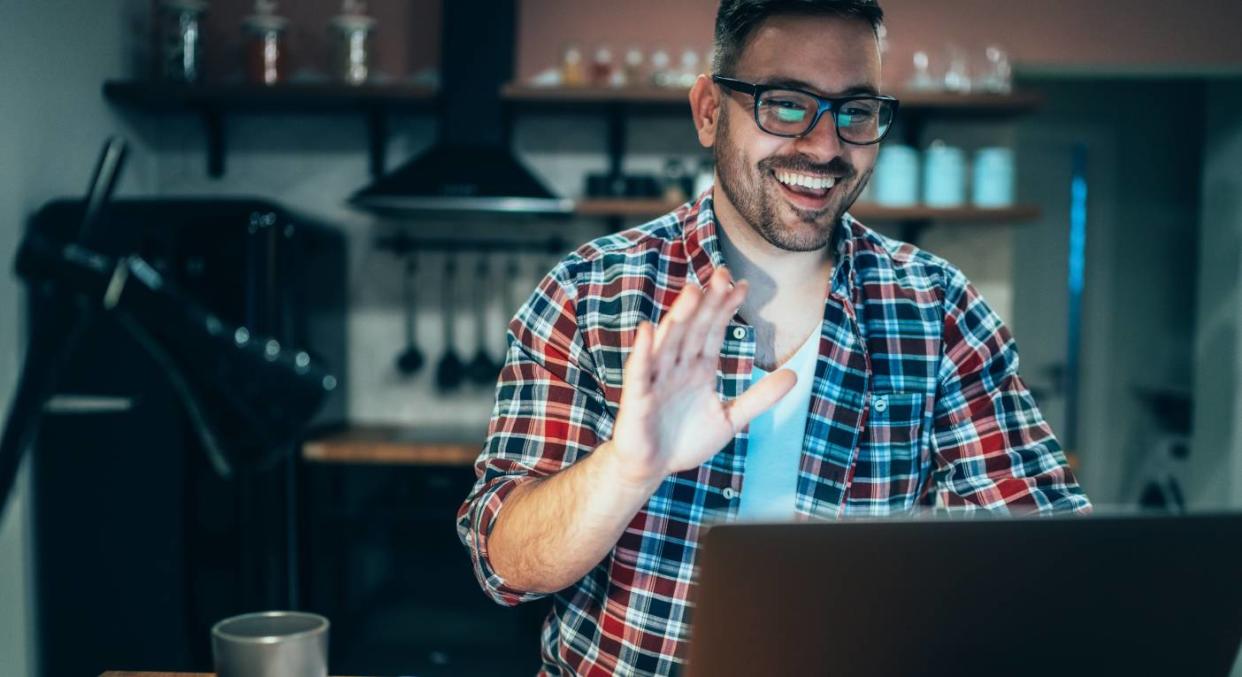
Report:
843,214,971,303
546,204,694,297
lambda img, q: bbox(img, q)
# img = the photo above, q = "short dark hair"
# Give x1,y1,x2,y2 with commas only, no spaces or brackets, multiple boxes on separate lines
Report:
712,0,885,75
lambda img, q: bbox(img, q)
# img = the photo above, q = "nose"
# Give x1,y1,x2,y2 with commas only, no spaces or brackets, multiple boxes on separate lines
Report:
794,109,845,163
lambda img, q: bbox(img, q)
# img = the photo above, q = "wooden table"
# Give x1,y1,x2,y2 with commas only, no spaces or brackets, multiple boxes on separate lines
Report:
103,673,210,677
302,423,485,467
102,673,368,677
102,673,216,677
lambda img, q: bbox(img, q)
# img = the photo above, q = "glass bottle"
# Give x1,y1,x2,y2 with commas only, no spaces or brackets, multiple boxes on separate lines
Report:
591,45,615,87
980,45,1013,94
330,0,376,85
562,43,585,87
243,0,288,86
158,0,208,83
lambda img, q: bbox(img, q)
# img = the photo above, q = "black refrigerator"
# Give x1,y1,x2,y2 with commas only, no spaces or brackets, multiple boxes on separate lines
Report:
26,198,346,676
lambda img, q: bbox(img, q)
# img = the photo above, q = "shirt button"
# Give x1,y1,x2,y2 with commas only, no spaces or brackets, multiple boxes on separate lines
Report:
721,487,738,500
873,396,888,413
731,327,746,340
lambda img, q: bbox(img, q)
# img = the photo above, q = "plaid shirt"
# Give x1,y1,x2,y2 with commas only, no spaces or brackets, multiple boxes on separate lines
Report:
457,190,1090,676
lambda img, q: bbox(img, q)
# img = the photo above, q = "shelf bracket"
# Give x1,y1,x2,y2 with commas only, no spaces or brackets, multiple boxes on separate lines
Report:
901,111,927,148
203,108,225,178
606,104,626,179
899,219,933,246
367,108,388,178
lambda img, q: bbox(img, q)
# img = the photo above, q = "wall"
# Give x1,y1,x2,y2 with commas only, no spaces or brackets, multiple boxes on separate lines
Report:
138,99,1017,431
129,7,1224,462
188,0,441,84
0,2,155,675
144,106,706,425
1190,80,1242,510
516,0,1242,85
1004,79,1204,505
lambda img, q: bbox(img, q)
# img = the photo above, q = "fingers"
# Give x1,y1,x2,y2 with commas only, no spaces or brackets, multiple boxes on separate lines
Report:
648,266,749,386
623,321,655,399
652,284,701,377
704,278,747,359
726,368,797,433
682,269,733,362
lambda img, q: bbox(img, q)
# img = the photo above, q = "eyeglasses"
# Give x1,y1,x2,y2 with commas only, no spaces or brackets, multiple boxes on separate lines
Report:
712,75,899,146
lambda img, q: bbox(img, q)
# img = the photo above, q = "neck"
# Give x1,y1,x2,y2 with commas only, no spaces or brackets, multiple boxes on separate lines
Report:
711,185,835,309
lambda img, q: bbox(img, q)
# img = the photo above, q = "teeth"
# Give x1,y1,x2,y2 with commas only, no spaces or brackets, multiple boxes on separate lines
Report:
776,171,836,190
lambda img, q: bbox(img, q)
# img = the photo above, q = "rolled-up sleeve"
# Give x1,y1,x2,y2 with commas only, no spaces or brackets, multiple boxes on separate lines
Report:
456,265,611,606
930,269,1092,515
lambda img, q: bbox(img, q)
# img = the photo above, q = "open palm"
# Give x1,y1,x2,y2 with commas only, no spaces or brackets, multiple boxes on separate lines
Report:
610,267,797,487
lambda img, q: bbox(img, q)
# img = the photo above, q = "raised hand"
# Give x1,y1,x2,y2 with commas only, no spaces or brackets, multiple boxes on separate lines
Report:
609,267,797,488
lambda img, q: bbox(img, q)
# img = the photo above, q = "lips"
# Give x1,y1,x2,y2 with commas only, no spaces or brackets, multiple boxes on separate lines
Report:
772,169,838,211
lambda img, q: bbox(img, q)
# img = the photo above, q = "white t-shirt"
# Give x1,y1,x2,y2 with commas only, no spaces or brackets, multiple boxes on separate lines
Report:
736,328,820,520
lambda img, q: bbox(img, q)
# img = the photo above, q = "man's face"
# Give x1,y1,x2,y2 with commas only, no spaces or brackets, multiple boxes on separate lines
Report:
712,14,883,252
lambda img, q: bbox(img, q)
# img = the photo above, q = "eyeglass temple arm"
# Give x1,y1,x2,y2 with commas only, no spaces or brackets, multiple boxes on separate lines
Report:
711,76,758,96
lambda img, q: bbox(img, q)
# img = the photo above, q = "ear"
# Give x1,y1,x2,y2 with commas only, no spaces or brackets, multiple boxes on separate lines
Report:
689,74,721,149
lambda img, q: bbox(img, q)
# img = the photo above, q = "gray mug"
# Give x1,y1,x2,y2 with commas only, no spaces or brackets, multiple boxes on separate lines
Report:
212,611,329,677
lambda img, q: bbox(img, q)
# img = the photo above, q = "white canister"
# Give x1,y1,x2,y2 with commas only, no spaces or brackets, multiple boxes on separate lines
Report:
972,147,1016,207
872,144,920,207
922,142,967,207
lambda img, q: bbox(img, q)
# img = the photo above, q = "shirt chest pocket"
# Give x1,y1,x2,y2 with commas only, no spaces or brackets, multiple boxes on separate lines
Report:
856,392,927,503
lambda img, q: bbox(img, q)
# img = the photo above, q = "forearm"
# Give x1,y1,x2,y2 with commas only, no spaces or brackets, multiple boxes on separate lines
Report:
487,440,661,594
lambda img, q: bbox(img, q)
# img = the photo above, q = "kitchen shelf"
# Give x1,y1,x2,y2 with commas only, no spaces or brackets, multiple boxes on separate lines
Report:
574,198,685,217
506,83,1043,242
503,83,691,107
573,198,1040,223
103,80,437,110
853,204,1041,222
502,83,1043,115
102,80,437,178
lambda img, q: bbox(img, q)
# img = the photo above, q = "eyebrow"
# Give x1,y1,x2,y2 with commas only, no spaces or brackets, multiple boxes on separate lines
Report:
760,77,879,97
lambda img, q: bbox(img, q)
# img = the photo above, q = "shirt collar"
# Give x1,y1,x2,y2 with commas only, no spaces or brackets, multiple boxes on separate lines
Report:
682,187,859,297
683,189,726,288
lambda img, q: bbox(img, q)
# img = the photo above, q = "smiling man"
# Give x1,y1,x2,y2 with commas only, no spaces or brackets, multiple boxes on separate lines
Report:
458,0,1090,674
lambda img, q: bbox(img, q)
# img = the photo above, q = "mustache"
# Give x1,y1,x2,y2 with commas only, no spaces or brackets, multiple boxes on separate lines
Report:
759,154,855,179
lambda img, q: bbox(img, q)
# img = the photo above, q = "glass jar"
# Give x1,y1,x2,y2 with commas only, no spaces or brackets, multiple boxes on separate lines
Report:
621,46,644,87
158,0,208,83
243,1,288,86
330,1,376,85
591,45,615,87
561,43,585,87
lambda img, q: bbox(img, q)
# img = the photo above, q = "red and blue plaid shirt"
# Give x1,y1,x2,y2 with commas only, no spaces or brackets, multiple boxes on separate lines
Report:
457,190,1091,675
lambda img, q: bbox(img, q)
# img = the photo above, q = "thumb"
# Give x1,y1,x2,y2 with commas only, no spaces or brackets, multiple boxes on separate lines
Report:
726,368,797,433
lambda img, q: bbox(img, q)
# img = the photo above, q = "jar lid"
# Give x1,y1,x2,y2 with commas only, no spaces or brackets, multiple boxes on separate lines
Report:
244,0,287,32
161,0,208,13
330,13,377,31
243,13,288,32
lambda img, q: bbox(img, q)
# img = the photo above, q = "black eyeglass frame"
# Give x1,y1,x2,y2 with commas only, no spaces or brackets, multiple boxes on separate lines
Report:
712,75,900,146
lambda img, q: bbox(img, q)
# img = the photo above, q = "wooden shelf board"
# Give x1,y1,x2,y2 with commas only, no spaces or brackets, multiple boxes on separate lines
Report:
503,83,690,105
851,204,1042,222
103,80,437,112
573,199,1040,223
896,90,1043,113
574,198,684,217
302,424,483,467
502,83,1042,114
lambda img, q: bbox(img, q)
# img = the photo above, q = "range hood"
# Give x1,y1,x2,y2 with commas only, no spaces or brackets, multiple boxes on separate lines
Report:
350,0,571,215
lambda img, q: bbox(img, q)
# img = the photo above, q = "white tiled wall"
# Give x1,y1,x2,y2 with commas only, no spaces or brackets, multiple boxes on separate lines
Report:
148,109,1019,429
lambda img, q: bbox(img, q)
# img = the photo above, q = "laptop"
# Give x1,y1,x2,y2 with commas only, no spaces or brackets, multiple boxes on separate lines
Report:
685,513,1242,677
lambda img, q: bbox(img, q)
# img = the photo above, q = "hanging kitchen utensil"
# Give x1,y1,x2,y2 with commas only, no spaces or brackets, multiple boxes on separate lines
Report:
435,253,465,391
467,255,499,385
395,253,424,376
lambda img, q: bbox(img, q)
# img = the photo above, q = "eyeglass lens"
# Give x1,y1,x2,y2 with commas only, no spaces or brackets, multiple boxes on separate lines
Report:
755,90,893,143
